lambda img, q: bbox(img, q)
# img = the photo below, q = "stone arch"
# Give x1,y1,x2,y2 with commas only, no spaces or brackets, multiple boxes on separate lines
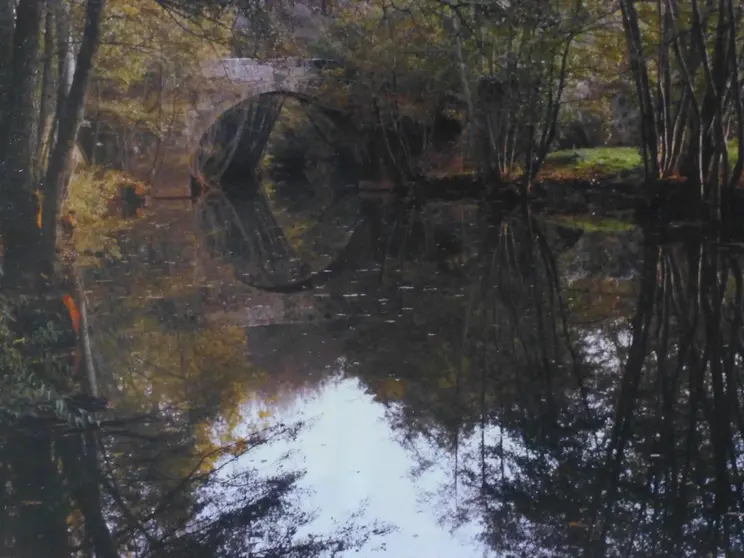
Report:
184,59,368,292
185,58,317,152
149,57,319,199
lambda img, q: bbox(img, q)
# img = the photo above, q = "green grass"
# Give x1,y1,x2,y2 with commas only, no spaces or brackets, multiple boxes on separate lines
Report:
547,214,637,233
729,139,740,170
542,144,744,184
545,147,643,176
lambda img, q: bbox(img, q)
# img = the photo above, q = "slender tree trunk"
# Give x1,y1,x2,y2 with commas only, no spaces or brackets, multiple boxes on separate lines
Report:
619,0,659,180
76,273,99,396
451,12,475,168
56,0,73,119
0,0,15,130
41,0,106,270
532,36,573,184
726,0,744,196
588,240,659,552
622,0,743,221
37,5,56,174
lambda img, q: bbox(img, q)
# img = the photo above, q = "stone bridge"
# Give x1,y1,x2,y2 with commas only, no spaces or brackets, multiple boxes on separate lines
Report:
146,57,335,199
185,57,330,145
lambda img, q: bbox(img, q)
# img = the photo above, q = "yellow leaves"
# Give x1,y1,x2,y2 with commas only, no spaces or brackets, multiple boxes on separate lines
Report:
258,409,273,420
64,167,122,225
93,0,230,148
62,167,129,262
115,322,258,458
98,0,231,84
193,436,256,469
66,508,85,529
33,190,43,229
378,378,405,401
114,1,141,17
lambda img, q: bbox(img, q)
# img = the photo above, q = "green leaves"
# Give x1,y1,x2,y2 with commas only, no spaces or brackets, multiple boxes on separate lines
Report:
0,297,75,427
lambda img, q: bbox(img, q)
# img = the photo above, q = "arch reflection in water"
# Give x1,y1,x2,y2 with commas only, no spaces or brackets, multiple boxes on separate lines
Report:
193,95,362,291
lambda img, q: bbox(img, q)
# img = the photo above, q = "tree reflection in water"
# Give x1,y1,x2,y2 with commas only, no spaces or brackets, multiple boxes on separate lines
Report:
344,210,744,557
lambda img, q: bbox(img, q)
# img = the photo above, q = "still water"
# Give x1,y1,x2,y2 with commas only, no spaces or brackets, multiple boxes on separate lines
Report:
41,184,741,557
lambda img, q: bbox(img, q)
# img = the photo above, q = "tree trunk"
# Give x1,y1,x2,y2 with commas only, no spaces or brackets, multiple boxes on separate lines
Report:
450,12,475,168
61,432,119,558
41,0,106,269
0,0,15,127
0,0,44,286
11,436,71,558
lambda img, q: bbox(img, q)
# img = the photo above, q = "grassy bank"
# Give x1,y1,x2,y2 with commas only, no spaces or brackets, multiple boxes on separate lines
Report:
541,147,643,180
545,214,637,233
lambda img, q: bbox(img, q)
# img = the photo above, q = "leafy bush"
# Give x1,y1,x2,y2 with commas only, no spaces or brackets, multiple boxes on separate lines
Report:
63,167,141,262
0,295,80,427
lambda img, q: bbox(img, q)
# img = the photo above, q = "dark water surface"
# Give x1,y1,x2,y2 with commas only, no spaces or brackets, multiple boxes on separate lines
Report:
5,157,744,556
69,185,744,556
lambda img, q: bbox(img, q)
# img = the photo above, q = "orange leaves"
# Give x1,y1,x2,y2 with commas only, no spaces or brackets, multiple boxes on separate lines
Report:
61,212,78,238
62,294,81,335
62,294,82,378
35,191,43,229
62,212,77,228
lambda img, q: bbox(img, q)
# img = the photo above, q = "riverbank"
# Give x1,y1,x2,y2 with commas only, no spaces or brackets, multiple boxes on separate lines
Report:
403,147,744,238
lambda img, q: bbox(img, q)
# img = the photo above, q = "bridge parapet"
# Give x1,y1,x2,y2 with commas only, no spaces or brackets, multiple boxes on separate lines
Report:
145,57,323,198
199,57,316,79
185,58,317,141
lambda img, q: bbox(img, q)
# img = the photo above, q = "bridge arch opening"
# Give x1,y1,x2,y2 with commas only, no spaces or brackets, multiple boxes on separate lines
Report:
191,93,364,290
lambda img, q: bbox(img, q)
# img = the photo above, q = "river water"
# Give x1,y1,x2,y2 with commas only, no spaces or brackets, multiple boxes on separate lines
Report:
71,183,744,557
